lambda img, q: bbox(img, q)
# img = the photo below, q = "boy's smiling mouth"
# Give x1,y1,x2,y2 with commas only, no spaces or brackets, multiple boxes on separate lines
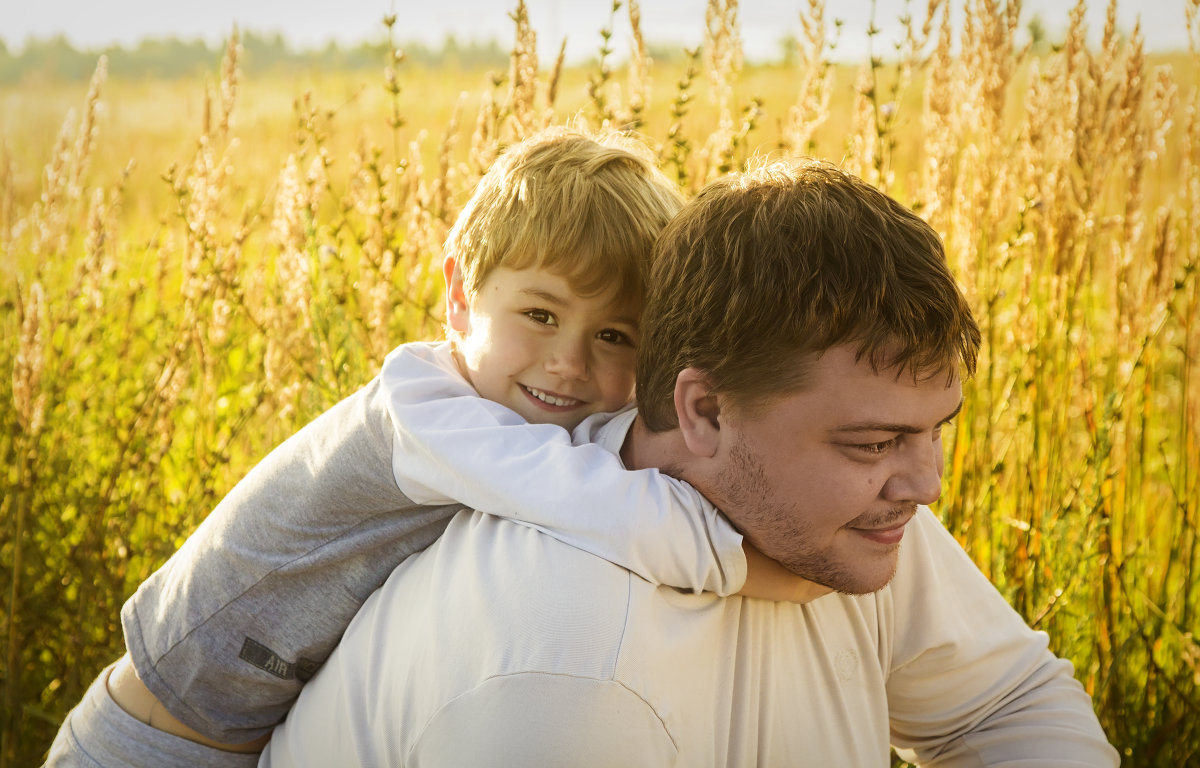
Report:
521,384,584,409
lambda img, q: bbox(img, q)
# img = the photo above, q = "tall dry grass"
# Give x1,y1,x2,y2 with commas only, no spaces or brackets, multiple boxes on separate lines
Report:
2,0,1198,764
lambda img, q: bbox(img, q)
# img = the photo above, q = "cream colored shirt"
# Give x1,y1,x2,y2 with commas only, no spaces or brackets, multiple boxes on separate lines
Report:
263,411,1118,768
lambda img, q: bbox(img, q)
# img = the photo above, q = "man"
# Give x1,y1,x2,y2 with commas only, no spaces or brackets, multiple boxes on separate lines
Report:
261,160,1119,766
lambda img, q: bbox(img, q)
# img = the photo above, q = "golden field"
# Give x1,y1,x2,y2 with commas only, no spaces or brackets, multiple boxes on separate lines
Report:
2,1,1198,764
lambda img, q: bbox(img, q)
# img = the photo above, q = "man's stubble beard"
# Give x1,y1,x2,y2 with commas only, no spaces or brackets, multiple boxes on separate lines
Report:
716,436,904,596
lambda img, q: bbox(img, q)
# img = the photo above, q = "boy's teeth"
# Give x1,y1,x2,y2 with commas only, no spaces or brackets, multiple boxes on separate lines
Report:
527,387,576,407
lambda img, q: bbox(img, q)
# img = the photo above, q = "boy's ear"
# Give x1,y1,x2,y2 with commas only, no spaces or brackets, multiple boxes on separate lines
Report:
674,368,722,459
443,255,470,334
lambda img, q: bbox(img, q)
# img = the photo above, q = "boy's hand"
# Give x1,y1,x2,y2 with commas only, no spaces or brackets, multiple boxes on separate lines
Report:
737,543,834,603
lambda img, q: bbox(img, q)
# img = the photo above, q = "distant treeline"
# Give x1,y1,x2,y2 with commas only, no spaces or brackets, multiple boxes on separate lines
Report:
3,24,1069,85
0,32,527,82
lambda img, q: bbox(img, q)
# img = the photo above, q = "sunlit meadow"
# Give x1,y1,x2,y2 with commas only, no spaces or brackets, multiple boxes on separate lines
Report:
2,1,1198,765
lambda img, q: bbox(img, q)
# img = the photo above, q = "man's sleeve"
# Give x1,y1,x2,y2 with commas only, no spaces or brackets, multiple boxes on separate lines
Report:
408,674,677,768
885,510,1119,767
379,343,746,596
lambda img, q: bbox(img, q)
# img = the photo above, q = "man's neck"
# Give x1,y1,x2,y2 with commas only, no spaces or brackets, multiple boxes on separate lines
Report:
621,411,837,605
620,415,691,477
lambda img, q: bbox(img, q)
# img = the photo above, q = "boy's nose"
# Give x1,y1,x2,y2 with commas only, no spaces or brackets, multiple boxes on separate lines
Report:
545,337,589,380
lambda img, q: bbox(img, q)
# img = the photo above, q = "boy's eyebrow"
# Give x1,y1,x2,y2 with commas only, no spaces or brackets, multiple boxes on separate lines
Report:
520,287,640,328
832,398,963,434
610,309,641,328
520,287,570,306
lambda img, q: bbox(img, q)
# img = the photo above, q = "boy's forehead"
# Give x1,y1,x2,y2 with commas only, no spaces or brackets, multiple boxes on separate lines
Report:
482,265,642,322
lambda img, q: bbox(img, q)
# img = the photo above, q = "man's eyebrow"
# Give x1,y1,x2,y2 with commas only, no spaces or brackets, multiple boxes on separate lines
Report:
833,398,964,434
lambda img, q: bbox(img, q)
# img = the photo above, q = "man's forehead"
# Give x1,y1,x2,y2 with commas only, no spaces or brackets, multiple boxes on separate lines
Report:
774,344,962,420
809,343,959,381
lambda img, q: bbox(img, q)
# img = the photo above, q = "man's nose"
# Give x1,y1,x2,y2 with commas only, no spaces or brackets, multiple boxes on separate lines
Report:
885,438,944,506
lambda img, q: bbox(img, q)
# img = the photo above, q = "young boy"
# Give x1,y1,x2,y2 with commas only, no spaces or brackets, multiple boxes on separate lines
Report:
47,127,791,767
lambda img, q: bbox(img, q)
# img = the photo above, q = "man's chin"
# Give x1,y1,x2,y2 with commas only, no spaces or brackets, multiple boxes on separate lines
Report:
789,553,900,596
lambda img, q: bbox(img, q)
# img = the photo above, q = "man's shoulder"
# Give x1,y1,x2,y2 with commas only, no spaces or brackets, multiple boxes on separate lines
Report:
891,506,976,583
449,511,634,614
390,511,637,672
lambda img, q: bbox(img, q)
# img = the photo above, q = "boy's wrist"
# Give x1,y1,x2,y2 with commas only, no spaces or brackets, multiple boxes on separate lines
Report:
108,655,269,753
737,542,833,604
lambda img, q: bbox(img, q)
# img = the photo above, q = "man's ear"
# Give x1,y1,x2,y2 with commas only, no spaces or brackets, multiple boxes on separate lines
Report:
674,368,723,459
443,255,470,334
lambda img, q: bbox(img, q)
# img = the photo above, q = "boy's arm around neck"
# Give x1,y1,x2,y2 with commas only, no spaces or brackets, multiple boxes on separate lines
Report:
739,543,834,603
381,342,748,595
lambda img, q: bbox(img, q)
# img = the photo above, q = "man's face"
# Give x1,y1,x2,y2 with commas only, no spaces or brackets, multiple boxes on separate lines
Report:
453,266,640,431
705,344,963,595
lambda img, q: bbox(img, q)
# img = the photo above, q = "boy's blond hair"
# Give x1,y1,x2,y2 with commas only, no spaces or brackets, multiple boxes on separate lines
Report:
637,158,981,431
445,126,683,307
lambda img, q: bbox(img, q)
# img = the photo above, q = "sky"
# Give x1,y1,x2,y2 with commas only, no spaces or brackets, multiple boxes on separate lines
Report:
1,1,1193,63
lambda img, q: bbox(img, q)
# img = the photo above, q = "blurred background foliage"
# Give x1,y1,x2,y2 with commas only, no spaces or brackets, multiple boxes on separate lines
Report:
2,0,1198,765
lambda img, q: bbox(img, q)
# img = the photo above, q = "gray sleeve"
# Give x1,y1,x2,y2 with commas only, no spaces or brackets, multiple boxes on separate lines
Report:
121,376,461,745
409,674,678,768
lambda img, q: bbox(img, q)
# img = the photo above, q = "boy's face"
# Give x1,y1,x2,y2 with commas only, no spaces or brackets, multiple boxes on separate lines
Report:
447,263,640,431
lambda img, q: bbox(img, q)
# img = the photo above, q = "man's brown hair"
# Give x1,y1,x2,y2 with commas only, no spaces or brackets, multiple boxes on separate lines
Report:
636,158,981,431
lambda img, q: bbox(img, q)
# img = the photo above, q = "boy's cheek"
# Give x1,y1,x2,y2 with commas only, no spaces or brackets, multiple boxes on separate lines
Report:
599,370,637,411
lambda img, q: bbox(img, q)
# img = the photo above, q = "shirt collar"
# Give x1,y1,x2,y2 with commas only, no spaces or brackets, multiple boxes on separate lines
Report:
570,403,638,462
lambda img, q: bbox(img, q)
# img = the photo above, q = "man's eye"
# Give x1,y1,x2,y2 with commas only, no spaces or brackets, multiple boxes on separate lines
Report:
856,438,898,455
525,309,556,326
597,329,633,346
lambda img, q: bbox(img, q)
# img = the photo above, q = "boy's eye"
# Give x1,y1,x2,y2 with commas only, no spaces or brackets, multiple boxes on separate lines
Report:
524,309,557,326
596,328,633,346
